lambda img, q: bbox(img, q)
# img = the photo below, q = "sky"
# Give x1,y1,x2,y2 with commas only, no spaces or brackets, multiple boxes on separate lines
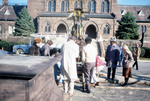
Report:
0,0,150,5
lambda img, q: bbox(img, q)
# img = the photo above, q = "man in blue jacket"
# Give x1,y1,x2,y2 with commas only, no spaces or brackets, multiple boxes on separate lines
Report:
105,37,120,81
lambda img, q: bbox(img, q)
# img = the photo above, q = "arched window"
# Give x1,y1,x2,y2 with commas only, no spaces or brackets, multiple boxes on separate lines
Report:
65,1,68,11
105,2,109,13
87,2,91,11
79,1,82,8
103,25,109,34
103,28,106,33
92,1,96,12
143,26,146,33
101,0,109,13
61,0,68,12
52,1,56,11
74,1,77,8
61,1,64,11
45,23,50,32
87,0,96,12
48,0,56,12
48,1,51,11
140,26,143,34
101,2,104,12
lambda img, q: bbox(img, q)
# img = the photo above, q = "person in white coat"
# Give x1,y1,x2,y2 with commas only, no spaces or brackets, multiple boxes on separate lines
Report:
61,36,79,96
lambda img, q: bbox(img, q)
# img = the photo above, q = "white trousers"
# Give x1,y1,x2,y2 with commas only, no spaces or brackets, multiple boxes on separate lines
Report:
64,80,74,94
91,66,104,83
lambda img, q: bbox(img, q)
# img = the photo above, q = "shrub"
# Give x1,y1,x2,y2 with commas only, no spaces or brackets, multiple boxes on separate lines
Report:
0,41,13,52
143,47,150,58
140,47,145,57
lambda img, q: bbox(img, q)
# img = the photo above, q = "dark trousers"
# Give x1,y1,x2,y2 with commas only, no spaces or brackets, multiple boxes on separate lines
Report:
84,62,95,92
107,68,116,80
119,56,123,66
133,61,138,70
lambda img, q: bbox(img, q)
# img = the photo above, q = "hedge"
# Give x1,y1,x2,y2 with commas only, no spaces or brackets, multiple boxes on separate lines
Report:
140,47,145,57
0,41,27,52
0,41,13,52
143,47,150,58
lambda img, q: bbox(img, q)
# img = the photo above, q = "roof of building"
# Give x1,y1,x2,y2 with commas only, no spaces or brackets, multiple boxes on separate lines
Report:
0,5,25,21
39,12,115,19
117,5,150,22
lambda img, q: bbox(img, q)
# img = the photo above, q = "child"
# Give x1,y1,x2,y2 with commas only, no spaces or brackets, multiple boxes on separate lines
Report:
91,55,104,86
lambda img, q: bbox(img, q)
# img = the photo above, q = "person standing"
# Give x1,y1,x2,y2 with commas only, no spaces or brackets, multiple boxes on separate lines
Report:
105,37,120,81
29,38,42,56
41,40,53,56
132,44,141,70
61,36,79,96
122,44,133,86
82,37,97,93
118,43,124,67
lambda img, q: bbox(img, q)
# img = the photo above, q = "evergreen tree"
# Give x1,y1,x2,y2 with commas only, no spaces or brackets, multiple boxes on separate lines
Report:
14,6,36,36
115,12,139,40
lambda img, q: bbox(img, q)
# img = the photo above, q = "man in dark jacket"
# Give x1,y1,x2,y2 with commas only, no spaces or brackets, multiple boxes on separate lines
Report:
105,37,120,81
29,38,42,56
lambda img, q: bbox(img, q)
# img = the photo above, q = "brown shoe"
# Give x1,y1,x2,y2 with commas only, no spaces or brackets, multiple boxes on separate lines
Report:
69,93,75,97
90,83,95,87
99,74,105,77
95,82,100,86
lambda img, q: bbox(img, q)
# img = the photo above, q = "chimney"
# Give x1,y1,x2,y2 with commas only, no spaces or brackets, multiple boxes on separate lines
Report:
3,0,8,6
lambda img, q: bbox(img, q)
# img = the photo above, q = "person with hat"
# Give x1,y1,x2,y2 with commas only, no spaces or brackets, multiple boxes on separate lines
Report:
82,37,97,93
41,40,53,56
105,37,120,81
29,38,42,56
122,44,133,86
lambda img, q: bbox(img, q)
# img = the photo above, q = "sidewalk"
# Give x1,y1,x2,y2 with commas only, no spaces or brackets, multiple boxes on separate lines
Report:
98,57,150,85
58,58,150,101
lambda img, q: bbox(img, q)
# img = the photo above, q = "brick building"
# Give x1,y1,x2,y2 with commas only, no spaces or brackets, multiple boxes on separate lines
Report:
0,0,150,42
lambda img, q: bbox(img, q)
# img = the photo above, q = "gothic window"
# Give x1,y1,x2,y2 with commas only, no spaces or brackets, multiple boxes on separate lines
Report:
65,1,68,11
140,26,143,34
48,1,51,11
105,2,109,13
92,1,96,12
87,0,96,12
61,1,64,11
141,25,146,34
48,0,56,12
101,0,109,13
45,23,50,32
101,2,104,12
61,0,68,12
143,26,146,33
74,1,77,8
79,1,82,8
103,25,109,34
87,2,91,11
52,1,56,11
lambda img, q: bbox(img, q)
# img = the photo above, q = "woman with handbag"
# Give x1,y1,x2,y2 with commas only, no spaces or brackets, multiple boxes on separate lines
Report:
122,44,133,86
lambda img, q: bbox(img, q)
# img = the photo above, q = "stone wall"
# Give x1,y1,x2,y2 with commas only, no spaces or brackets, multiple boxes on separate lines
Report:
0,55,70,101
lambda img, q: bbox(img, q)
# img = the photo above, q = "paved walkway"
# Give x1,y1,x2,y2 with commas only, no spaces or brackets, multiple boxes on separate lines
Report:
59,58,150,101
70,82,150,101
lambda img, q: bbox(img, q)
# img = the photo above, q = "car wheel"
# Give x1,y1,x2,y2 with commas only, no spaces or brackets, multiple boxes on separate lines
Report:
16,49,25,54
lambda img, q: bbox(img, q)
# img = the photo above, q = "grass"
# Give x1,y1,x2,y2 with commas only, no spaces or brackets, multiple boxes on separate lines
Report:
140,58,150,61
